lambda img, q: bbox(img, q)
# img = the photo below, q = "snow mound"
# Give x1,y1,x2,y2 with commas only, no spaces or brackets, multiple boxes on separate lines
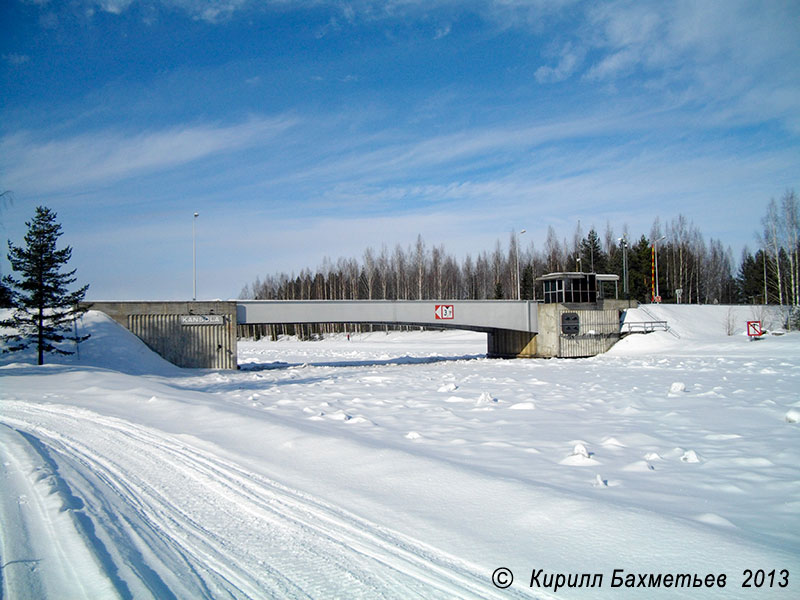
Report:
475,391,498,405
694,513,737,528
0,310,180,376
681,450,702,463
572,443,590,458
560,443,600,466
509,401,535,410
785,409,800,424
669,381,687,395
600,437,626,448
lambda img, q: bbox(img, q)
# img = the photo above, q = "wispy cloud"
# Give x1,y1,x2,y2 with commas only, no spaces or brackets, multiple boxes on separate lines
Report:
2,53,31,66
1,116,297,194
275,106,664,191
583,1,800,85
434,24,451,40
97,1,136,15
53,0,258,24
535,42,583,83
584,48,638,81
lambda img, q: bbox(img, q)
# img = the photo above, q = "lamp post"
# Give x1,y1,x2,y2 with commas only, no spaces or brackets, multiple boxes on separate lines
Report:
193,212,199,301
618,236,629,307
516,228,526,300
653,235,666,302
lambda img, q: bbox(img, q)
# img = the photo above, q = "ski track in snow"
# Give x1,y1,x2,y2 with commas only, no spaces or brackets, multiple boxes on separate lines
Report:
1,401,525,600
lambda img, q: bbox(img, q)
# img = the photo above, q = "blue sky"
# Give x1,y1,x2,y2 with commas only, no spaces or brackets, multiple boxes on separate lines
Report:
2,0,799,300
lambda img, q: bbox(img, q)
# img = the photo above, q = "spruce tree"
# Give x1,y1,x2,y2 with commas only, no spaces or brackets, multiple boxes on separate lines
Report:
736,249,766,303
0,279,12,306
627,235,652,302
0,190,13,306
2,206,90,365
579,229,608,273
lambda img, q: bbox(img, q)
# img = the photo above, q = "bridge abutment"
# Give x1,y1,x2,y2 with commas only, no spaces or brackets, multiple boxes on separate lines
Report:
487,329,538,358
88,301,238,369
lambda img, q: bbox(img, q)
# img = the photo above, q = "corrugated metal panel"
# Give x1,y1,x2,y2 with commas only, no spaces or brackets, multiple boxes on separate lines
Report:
128,314,236,369
558,308,621,358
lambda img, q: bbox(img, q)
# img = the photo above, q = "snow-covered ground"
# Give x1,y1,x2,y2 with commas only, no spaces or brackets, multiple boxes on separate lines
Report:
1,305,798,598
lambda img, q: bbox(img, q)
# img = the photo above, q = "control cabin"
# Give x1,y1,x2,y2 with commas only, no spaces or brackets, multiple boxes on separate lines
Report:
537,272,619,305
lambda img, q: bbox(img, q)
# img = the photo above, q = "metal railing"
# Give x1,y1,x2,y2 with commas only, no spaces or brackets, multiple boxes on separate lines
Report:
620,321,670,334
620,309,680,338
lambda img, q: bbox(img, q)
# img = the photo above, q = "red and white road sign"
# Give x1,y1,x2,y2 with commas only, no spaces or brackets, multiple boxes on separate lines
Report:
747,320,763,337
434,304,454,320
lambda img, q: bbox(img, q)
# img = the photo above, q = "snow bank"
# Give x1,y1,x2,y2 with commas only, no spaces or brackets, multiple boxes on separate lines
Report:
624,304,785,338
613,304,790,355
1,309,180,375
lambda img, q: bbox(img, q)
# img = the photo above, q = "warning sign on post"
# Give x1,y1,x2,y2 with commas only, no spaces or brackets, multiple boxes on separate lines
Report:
434,304,454,320
747,320,763,337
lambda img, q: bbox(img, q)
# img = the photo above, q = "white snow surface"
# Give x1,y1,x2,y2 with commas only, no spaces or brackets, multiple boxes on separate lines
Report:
1,306,799,598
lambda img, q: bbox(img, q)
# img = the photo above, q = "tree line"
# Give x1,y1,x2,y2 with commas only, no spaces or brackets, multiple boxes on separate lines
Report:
241,190,799,311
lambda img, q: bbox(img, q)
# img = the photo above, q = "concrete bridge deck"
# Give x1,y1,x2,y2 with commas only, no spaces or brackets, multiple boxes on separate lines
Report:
236,300,538,333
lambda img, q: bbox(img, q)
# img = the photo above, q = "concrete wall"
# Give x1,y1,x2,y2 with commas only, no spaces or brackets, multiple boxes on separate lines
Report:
536,303,621,358
89,302,237,369
535,304,561,357
603,299,639,311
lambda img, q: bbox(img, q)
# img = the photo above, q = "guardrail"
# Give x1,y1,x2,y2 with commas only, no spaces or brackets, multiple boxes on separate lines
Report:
621,321,669,333
620,320,681,338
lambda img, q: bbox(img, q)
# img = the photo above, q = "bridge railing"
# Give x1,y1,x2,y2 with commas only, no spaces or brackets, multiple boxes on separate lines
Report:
620,320,680,338
620,320,669,333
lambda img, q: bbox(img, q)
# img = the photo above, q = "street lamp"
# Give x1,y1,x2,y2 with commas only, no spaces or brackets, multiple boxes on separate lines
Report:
193,212,199,301
516,228,526,300
618,236,629,306
653,235,666,303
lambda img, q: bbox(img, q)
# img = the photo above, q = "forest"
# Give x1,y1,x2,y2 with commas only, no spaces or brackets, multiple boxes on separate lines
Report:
239,190,799,336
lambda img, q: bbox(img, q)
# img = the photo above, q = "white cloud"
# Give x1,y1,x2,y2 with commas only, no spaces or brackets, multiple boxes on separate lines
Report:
584,1,800,82
434,24,451,40
535,42,582,83
82,0,254,23
2,53,31,66
98,0,135,15
584,47,637,81
1,116,297,194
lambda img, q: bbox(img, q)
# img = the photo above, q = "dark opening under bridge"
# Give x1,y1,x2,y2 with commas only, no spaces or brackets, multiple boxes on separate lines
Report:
90,299,624,369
